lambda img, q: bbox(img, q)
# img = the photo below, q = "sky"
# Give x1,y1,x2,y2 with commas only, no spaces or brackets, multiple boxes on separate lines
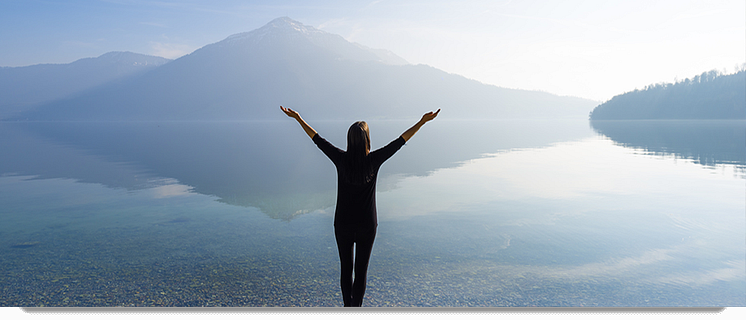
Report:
0,0,743,101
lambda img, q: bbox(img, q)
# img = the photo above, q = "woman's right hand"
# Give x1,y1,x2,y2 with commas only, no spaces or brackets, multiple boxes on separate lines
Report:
420,109,441,123
401,109,441,142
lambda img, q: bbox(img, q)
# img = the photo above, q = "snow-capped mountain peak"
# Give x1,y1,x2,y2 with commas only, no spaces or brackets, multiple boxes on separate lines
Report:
215,17,407,65
223,17,324,44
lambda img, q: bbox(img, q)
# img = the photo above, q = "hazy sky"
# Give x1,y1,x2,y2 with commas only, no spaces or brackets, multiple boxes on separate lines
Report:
1,0,743,101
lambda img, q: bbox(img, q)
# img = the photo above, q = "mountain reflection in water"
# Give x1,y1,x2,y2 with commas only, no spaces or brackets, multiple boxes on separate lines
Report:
0,119,594,220
2,119,743,221
590,120,746,172
1,119,743,307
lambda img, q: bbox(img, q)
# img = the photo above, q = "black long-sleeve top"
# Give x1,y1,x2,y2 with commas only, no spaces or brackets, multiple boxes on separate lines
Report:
313,133,406,229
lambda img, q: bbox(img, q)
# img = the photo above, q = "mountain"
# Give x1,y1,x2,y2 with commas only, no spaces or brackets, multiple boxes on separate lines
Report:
589,70,746,120
220,17,408,66
0,52,170,118
7,17,597,121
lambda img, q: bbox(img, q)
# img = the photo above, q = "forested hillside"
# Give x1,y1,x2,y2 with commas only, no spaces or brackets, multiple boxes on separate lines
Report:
589,69,745,120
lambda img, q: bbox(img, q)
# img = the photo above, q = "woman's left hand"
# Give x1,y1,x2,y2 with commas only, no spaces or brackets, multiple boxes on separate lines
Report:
280,106,301,120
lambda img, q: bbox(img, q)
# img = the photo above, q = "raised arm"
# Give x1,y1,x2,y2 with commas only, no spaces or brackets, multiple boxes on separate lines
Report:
400,109,440,142
280,106,317,139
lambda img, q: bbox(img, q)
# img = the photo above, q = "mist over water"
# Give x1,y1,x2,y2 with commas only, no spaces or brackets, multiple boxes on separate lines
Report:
0,119,743,307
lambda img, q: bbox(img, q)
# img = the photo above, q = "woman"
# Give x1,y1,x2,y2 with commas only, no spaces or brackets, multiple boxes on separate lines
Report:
280,106,440,307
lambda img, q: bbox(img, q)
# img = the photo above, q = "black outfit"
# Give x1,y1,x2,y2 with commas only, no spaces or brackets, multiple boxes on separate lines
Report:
313,133,405,307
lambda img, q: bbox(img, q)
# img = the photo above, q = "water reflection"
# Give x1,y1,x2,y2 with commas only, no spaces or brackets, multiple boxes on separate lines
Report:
0,119,592,220
590,120,746,173
371,134,744,306
1,119,744,307
378,137,744,220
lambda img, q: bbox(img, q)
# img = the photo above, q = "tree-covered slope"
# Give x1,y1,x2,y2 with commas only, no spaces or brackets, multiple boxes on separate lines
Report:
589,69,745,120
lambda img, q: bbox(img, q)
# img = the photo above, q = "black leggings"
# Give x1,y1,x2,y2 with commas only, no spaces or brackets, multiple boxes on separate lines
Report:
334,225,377,307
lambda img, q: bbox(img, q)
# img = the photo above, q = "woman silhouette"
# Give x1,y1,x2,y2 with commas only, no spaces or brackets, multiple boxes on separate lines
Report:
280,106,439,307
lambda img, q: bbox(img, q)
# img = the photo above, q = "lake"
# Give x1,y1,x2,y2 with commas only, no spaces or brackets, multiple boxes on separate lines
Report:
0,118,744,307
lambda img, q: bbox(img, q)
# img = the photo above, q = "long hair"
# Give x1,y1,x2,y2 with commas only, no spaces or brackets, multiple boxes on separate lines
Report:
343,121,373,185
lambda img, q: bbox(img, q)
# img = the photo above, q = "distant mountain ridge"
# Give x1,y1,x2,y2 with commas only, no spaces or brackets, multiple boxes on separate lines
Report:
0,52,170,118
5,17,597,121
589,69,746,120
219,17,408,66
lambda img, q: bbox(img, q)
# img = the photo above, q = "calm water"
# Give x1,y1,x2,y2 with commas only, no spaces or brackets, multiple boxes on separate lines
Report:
0,119,744,307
